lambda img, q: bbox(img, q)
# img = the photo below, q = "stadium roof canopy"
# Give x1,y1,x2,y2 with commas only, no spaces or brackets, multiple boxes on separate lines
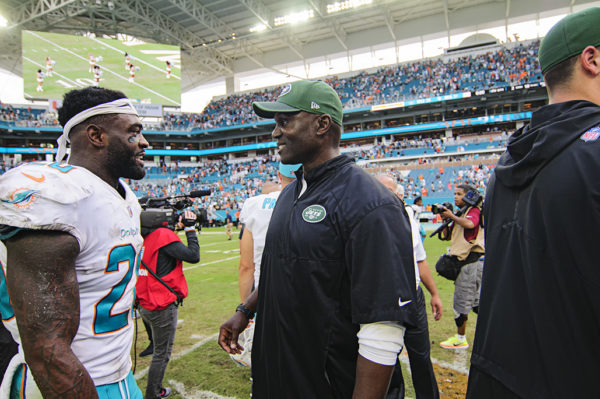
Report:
0,0,596,92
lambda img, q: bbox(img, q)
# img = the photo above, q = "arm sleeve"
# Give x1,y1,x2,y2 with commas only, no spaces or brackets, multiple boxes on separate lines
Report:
357,321,406,366
239,200,251,225
161,231,200,263
239,199,256,233
414,239,426,263
345,203,417,327
407,207,426,262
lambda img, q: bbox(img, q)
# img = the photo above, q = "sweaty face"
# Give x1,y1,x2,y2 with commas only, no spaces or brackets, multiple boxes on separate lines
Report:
272,112,319,165
104,114,148,180
454,188,466,207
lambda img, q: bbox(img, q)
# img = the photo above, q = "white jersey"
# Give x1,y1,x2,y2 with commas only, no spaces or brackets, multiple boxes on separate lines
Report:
0,161,143,386
239,191,280,288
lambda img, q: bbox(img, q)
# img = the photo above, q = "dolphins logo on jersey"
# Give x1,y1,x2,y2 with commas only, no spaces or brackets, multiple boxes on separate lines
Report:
2,188,37,208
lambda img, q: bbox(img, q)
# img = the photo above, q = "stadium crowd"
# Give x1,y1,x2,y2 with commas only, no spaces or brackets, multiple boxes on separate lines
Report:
0,137,496,218
353,132,509,161
0,103,59,127
1,40,540,132
125,154,494,223
167,40,541,131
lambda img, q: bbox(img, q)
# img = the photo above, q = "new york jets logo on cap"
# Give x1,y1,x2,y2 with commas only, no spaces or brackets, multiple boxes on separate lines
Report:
279,84,292,97
302,204,326,223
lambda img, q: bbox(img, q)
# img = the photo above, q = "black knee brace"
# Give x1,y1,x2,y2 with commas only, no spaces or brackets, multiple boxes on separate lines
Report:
455,314,468,328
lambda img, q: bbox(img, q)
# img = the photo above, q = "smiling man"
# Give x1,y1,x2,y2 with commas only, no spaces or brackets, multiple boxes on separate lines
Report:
0,87,148,399
219,80,417,399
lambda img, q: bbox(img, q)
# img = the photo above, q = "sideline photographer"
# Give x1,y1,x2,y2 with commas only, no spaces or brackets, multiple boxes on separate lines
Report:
136,210,200,399
433,184,484,350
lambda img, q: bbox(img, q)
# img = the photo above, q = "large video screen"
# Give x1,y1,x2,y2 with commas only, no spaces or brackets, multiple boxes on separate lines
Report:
22,30,181,106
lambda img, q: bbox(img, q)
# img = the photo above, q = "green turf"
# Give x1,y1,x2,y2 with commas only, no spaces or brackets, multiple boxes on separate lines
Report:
133,226,472,398
22,30,181,105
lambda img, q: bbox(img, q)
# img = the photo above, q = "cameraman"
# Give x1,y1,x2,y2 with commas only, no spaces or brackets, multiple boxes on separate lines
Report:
437,184,484,350
136,210,200,399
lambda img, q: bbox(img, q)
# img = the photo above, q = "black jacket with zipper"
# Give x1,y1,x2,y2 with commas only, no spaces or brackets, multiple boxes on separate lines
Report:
252,154,416,398
469,100,600,399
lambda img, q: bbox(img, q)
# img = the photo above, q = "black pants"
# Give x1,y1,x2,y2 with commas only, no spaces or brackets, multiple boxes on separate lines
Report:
143,317,153,343
387,287,439,399
0,340,18,385
466,367,521,399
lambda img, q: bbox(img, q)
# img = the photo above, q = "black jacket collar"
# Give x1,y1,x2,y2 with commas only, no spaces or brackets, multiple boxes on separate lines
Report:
296,154,353,184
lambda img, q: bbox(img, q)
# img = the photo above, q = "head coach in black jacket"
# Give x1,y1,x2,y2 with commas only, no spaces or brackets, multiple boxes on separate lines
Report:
467,7,600,399
218,80,417,399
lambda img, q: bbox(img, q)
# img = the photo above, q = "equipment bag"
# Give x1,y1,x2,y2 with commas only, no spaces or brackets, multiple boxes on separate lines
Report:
436,252,483,281
435,255,463,281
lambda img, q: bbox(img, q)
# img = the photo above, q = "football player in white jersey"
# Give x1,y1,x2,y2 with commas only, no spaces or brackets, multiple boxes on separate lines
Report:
231,162,299,367
237,163,300,301
0,86,148,399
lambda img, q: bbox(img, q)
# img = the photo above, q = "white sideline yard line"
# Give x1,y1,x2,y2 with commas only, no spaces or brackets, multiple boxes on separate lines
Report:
183,256,240,271
134,333,218,380
399,346,469,375
88,36,181,80
431,354,470,375
25,31,180,106
168,380,236,399
178,232,237,237
201,240,239,247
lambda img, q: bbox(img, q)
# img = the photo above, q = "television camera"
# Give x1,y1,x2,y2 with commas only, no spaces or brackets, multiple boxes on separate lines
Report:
430,189,483,239
139,190,211,231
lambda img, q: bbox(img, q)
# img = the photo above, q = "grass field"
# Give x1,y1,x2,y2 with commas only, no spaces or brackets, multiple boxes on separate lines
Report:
22,30,181,105
133,226,474,399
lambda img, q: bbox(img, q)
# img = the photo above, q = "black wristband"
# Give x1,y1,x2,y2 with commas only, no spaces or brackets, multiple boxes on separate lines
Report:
236,303,255,320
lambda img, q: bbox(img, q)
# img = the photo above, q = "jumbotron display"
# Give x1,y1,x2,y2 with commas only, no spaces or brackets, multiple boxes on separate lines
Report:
22,30,181,106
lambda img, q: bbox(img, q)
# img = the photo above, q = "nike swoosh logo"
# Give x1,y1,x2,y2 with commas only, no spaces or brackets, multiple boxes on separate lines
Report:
398,299,412,307
21,172,45,183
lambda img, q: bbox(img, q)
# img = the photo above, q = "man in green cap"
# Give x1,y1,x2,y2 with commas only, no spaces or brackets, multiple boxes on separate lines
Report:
219,80,417,398
467,7,600,398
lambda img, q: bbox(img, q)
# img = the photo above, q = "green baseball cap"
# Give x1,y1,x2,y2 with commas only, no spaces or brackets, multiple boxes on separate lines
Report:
539,7,600,75
253,80,343,125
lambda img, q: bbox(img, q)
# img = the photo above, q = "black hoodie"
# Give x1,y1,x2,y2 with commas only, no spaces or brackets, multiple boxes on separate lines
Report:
469,100,600,399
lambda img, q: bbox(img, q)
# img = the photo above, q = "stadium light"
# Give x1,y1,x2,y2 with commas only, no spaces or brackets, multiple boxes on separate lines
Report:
0,14,7,28
327,0,373,14
250,23,267,33
274,9,314,27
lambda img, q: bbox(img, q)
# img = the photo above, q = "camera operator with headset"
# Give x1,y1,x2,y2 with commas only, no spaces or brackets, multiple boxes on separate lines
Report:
136,210,200,399
434,184,484,350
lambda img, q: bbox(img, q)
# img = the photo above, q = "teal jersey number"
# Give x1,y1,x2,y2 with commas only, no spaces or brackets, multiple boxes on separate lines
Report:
94,244,139,335
0,261,14,321
47,162,75,173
